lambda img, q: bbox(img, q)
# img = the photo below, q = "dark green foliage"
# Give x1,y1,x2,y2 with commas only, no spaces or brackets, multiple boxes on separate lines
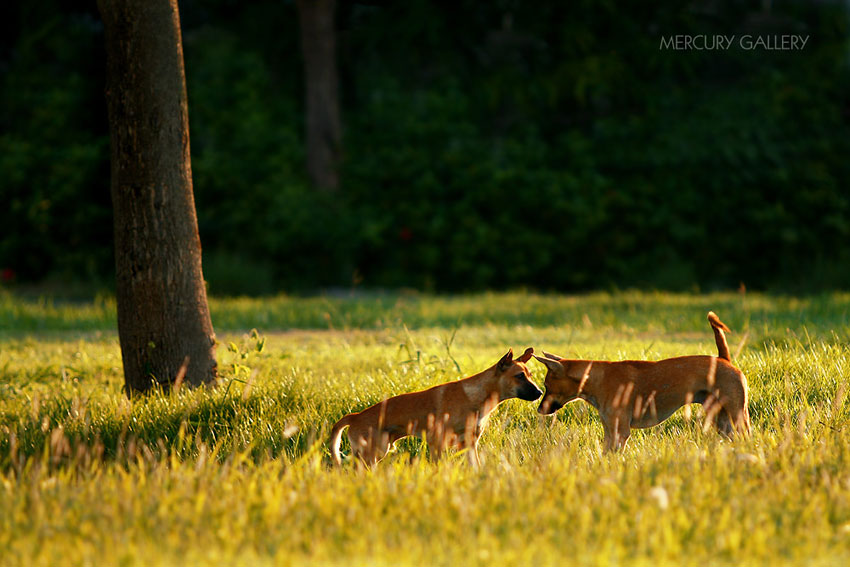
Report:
1,0,848,293
0,4,112,284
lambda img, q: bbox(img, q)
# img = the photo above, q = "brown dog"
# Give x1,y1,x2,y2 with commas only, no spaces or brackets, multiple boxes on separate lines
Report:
535,312,751,451
330,347,542,466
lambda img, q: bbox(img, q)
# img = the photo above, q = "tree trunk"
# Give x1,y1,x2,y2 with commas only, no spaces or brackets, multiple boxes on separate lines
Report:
297,0,342,192
98,0,217,396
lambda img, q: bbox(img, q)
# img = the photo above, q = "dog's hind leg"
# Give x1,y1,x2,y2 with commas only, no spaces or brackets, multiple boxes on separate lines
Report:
740,404,752,436
715,402,753,438
704,391,746,439
714,410,734,438
712,373,750,438
701,392,726,435
736,378,752,436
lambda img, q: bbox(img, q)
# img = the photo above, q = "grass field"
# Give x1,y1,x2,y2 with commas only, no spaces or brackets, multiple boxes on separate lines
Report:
2,290,850,566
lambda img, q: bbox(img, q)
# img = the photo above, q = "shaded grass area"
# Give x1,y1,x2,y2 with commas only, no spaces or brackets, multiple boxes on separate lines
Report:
3,289,850,334
1,292,850,566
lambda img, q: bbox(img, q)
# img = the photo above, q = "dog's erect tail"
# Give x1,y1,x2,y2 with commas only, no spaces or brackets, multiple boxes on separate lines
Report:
707,311,732,361
329,414,352,466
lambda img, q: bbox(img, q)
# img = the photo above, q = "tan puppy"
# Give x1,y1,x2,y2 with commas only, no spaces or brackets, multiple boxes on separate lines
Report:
535,312,751,451
330,347,542,466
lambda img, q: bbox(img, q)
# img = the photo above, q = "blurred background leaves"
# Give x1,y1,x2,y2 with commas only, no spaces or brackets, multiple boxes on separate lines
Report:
1,0,848,294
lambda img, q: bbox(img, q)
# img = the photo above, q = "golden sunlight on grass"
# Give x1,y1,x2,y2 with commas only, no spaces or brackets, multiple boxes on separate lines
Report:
1,291,850,565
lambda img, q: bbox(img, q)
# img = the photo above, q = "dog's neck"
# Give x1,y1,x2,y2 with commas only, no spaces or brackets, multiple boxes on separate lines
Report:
459,367,504,405
565,359,601,407
579,391,600,411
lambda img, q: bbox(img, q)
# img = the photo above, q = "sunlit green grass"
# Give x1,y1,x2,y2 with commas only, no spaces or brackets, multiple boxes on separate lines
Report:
1,291,850,566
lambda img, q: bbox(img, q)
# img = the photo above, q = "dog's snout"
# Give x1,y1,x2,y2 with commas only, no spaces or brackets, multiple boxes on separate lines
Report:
537,398,562,415
520,383,543,401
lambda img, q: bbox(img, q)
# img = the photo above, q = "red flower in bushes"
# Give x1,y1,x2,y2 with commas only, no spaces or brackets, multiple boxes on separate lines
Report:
399,227,413,241
1,268,15,283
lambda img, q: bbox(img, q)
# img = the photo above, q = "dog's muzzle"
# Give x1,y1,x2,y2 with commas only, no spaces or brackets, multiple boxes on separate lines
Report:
537,398,563,415
519,383,543,401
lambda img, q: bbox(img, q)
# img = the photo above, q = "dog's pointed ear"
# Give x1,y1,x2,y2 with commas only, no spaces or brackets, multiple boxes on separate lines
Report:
542,350,563,361
517,347,534,363
533,354,562,373
497,349,514,372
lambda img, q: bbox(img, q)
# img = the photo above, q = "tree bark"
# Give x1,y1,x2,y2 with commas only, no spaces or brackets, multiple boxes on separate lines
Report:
98,0,217,395
297,0,342,192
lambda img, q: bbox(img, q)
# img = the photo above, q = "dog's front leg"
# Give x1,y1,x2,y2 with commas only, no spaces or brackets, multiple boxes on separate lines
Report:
601,413,631,452
462,433,482,469
461,413,482,468
466,446,481,469
357,428,392,467
426,414,449,462
426,428,448,462
427,441,445,462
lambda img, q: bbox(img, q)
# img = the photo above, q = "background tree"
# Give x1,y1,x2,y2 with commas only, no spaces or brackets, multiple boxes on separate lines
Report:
3,0,849,294
98,0,217,395
297,0,342,192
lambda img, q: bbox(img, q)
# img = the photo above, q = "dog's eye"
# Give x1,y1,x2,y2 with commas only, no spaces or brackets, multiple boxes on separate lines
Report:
514,373,526,380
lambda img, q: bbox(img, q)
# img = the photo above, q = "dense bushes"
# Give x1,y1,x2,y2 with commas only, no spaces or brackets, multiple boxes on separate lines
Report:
1,0,848,293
